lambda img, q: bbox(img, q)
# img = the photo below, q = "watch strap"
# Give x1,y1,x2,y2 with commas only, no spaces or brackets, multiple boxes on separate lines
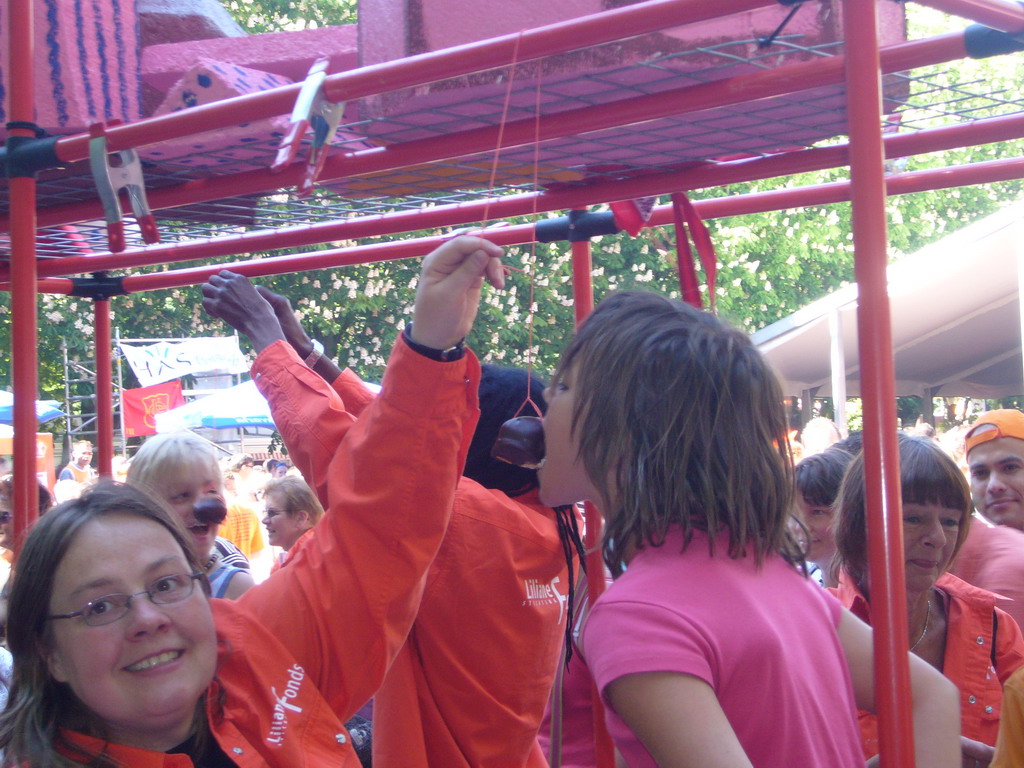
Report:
303,339,325,368
402,325,465,362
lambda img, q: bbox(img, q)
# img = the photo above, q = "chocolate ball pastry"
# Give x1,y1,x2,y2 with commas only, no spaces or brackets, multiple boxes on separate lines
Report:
491,416,546,469
194,496,228,525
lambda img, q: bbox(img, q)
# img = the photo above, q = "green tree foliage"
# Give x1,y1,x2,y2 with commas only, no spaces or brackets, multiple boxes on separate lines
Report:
224,0,356,32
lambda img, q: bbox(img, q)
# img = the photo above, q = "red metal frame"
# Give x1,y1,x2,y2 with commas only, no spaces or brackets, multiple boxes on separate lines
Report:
45,0,776,165
569,239,614,768
11,109,1024,283
845,1,914,764
913,0,1024,31
94,299,113,477
1,30,969,234
17,154,1024,300
8,0,41,548
6,2,1024,766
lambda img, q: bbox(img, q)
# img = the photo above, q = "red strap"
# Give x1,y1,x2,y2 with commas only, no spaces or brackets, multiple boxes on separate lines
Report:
670,192,718,310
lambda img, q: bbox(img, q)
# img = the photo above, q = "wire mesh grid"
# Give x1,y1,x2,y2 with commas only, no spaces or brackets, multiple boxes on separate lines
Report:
4,19,1024,265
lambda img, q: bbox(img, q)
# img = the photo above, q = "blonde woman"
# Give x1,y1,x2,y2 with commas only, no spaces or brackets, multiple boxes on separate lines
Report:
127,432,256,600
262,476,324,572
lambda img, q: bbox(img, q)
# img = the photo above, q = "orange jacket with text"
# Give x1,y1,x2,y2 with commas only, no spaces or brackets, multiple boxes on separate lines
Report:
267,355,579,768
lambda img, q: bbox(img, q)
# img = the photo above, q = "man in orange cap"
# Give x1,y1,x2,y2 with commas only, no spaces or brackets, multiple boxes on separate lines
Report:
966,409,1024,531
950,410,1024,631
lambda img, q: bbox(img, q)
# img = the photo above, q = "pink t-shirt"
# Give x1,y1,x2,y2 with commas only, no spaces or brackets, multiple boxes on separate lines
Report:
950,514,1024,631
583,529,863,768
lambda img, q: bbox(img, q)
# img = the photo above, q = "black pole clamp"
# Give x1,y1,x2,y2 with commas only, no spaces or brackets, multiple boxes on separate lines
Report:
69,272,127,300
3,122,60,178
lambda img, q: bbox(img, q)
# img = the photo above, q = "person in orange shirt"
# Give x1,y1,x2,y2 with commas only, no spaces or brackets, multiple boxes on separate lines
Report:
220,469,267,562
202,269,585,768
0,236,501,767
833,434,1024,766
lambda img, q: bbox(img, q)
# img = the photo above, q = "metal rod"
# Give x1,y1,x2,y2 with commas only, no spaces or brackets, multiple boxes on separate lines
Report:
911,0,1024,33
8,0,41,548
568,237,613,768
844,0,915,765
21,109,1024,282
14,153,1024,297
94,299,113,477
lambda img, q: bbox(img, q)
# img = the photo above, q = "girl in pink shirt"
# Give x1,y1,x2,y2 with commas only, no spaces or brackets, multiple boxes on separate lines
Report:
536,290,960,768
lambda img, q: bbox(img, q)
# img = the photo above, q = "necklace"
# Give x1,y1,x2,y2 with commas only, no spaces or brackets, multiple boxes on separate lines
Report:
204,550,220,572
910,594,932,651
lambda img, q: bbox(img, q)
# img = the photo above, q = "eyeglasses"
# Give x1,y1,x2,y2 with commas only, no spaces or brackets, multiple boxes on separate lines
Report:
0,512,11,524
48,572,204,627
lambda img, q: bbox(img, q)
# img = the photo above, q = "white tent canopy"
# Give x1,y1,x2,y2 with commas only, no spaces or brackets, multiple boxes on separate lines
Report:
154,380,274,433
754,202,1024,408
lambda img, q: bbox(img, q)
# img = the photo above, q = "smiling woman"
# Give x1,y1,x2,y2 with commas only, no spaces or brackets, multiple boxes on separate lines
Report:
833,435,1024,764
0,236,498,768
262,476,324,572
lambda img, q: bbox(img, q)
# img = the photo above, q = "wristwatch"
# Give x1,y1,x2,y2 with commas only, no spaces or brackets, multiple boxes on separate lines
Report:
303,339,325,368
402,325,466,362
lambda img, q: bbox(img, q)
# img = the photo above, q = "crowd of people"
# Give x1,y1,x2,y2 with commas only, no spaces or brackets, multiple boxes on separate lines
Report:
0,236,1022,766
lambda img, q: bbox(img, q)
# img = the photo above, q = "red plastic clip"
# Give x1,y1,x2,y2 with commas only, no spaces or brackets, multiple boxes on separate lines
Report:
610,196,656,237
88,122,160,253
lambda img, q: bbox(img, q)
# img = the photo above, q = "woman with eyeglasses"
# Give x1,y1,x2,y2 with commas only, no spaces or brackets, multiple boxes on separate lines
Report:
261,476,323,573
0,236,504,767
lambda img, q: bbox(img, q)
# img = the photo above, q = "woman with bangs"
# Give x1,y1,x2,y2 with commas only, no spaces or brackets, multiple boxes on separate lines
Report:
536,290,960,768
833,434,1024,766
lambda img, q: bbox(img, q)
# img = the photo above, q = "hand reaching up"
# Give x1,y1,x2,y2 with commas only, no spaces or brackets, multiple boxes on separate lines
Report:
201,271,286,353
411,236,504,351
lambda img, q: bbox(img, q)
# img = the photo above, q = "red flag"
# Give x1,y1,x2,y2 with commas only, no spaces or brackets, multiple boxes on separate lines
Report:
122,380,185,437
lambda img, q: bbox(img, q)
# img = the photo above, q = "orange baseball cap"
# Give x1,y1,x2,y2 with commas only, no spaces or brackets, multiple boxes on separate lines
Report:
965,409,1024,456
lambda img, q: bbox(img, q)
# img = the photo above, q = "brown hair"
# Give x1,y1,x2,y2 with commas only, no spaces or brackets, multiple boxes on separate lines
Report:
0,474,54,517
833,434,972,591
263,476,324,528
554,290,798,577
0,481,211,767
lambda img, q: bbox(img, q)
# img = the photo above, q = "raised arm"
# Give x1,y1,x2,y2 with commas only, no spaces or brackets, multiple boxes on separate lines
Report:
202,272,358,501
231,237,504,717
254,283,378,421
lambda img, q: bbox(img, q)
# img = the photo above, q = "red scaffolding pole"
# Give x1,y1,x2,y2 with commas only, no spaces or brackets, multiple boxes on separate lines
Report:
912,0,1024,32
13,152,1024,299
94,299,114,477
845,0,915,765
17,108,1024,283
7,0,42,547
568,236,614,768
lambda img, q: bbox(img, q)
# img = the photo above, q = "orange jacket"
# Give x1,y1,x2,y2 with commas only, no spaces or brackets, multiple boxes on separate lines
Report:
271,528,315,574
267,353,578,768
55,337,479,767
60,600,355,767
834,572,1024,757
